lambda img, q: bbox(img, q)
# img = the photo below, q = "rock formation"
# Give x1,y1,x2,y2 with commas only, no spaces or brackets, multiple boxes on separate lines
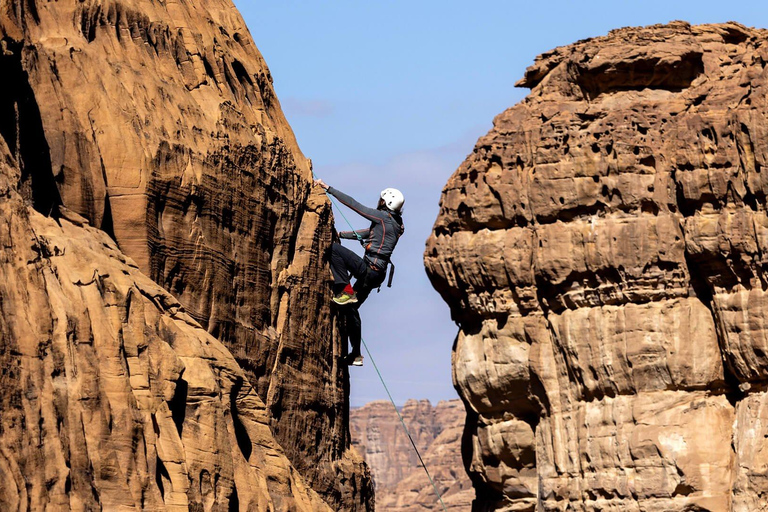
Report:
425,21,768,511
0,138,330,510
1,0,371,508
350,399,473,510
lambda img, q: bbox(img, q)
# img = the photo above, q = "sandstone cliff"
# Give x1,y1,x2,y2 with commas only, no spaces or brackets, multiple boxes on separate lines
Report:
350,399,473,510
0,138,331,510
1,0,370,508
425,21,768,511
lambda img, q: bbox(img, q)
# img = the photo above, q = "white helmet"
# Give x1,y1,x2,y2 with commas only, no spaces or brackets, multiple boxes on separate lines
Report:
380,188,404,212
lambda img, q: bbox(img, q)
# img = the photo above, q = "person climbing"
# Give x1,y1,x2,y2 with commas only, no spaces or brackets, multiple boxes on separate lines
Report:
313,178,405,367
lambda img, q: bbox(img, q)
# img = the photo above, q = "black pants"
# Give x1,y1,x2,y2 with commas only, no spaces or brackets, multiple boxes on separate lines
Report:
330,243,386,357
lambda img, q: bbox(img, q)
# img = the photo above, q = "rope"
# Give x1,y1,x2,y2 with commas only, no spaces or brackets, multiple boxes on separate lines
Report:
312,171,448,511
359,337,448,512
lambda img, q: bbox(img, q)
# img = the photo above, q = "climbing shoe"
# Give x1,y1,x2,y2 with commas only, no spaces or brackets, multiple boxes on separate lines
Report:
342,353,363,366
333,285,358,305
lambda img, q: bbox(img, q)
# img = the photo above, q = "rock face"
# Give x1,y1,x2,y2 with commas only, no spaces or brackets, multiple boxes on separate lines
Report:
350,399,473,510
425,21,768,511
0,140,330,510
1,0,370,508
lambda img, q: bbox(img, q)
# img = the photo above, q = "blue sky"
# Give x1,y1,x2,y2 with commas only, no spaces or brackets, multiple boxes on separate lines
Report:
234,1,768,407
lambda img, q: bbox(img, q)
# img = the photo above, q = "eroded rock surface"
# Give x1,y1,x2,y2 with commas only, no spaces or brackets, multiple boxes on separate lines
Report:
1,0,369,507
0,140,333,510
350,399,473,510
425,21,768,511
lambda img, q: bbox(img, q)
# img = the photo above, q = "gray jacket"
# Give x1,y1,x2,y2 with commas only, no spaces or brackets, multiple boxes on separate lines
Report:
328,186,404,271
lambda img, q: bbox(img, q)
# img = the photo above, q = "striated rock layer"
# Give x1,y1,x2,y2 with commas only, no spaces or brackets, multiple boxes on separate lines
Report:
0,140,331,510
426,21,768,511
1,0,370,508
350,399,473,511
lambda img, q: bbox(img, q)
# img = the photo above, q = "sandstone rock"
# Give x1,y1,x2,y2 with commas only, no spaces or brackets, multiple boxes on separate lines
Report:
1,0,370,507
425,21,768,511
0,140,332,510
351,399,473,510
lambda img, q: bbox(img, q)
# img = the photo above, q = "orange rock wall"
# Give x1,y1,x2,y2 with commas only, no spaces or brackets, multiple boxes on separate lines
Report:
0,140,331,510
0,0,371,508
426,22,768,511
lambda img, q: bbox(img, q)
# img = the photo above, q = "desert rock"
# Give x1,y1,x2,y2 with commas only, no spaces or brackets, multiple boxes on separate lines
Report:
425,21,768,511
0,138,334,510
1,0,370,507
351,399,473,510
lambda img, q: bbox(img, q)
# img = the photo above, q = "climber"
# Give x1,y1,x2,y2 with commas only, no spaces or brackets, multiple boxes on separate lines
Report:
313,178,405,367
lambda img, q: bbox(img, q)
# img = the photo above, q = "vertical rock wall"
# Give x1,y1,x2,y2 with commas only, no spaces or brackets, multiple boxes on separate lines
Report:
0,139,330,510
1,0,371,508
425,21,768,511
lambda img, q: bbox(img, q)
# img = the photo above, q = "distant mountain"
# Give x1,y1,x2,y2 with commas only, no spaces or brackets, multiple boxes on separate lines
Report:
350,399,473,510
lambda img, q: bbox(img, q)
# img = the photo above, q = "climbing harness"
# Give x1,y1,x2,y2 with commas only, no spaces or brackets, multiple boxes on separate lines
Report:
313,171,448,511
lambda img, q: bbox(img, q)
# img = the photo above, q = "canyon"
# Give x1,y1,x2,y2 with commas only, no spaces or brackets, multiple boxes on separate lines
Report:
426,21,768,511
5,1,768,510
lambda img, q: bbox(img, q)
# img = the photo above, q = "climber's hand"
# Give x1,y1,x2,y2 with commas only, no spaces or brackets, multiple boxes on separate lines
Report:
313,178,329,190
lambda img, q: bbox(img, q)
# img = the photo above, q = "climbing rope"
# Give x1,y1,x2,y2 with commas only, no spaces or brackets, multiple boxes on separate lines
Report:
312,172,448,511
359,337,448,512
